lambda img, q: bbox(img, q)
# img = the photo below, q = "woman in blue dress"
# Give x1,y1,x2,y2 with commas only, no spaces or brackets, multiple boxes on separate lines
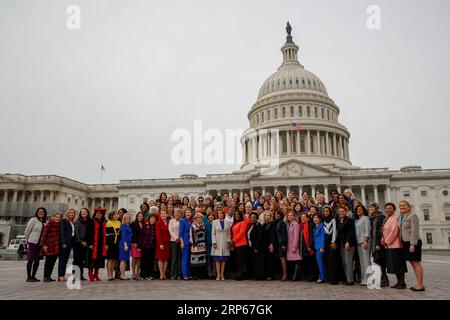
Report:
119,213,132,280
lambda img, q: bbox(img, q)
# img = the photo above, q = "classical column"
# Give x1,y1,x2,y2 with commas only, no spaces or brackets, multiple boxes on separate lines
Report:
306,130,311,155
311,185,316,198
250,187,255,199
261,187,266,196
361,185,366,205
49,191,54,203
324,185,329,202
239,190,243,201
316,131,321,155
336,184,341,193
100,198,105,208
298,185,303,198
339,136,344,158
29,191,34,204
91,198,96,212
12,190,18,205
286,185,291,195
109,197,113,212
296,131,300,154
286,130,292,155
386,185,392,202
373,185,379,204
39,191,44,203
333,133,337,156
2,190,7,205
325,132,330,155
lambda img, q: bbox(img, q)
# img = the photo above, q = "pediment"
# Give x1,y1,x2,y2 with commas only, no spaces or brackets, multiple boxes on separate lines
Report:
249,158,339,179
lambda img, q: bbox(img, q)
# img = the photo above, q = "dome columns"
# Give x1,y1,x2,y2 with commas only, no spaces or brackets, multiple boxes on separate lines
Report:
241,127,350,168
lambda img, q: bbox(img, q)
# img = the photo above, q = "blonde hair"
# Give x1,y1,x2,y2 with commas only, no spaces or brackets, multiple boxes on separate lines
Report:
399,199,412,211
122,213,132,224
194,212,203,219
65,208,77,222
263,210,273,218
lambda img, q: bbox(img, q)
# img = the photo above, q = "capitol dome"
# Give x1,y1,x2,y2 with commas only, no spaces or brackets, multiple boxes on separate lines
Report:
239,22,354,172
257,58,328,100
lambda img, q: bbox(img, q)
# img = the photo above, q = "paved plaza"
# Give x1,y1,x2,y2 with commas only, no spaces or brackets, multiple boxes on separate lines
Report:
0,253,449,300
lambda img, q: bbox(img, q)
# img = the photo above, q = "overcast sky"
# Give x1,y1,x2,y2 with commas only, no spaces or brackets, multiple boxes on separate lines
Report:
1,0,449,184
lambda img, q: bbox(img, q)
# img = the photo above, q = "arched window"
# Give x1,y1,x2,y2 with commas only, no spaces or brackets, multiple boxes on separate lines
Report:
307,106,311,117
298,106,303,116
267,109,270,121
290,106,294,117
274,108,278,119
314,107,318,118
261,112,264,123
282,107,286,118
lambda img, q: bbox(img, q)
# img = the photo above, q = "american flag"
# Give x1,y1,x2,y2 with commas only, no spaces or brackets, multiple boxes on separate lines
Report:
101,164,106,171
291,121,301,131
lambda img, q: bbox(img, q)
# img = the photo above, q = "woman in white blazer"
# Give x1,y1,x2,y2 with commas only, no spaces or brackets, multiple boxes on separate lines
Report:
211,210,231,281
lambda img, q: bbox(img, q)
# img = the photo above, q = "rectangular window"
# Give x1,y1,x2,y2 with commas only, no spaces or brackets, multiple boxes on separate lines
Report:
130,198,135,204
426,233,433,244
292,134,297,153
261,112,264,123
445,204,450,221
423,208,430,221
300,134,306,153
267,110,270,121
403,191,410,197
327,109,330,120
307,106,310,117
281,132,287,155
421,190,427,197
321,108,324,119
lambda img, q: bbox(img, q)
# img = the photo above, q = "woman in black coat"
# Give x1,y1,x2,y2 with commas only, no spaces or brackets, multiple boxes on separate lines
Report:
262,211,276,280
73,208,92,281
248,213,265,280
336,205,357,285
274,211,288,281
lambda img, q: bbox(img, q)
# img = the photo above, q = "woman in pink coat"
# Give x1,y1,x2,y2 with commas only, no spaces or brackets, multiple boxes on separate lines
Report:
286,211,301,280
382,202,407,289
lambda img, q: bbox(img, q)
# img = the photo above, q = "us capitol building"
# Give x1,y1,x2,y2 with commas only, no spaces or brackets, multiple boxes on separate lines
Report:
1,24,449,249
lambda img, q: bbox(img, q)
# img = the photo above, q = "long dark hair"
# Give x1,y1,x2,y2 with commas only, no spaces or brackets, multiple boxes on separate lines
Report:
34,207,47,222
232,211,244,227
79,208,91,221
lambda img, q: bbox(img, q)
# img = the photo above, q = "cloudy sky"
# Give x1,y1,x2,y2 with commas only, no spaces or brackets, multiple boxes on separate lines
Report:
0,0,449,184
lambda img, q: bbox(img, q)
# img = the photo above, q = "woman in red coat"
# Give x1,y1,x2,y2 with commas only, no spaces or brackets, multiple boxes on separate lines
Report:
40,212,63,282
156,209,171,280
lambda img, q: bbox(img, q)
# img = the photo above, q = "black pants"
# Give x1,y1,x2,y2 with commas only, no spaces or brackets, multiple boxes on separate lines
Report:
251,249,265,280
73,242,88,276
58,243,73,277
235,246,249,279
264,250,276,279
44,255,58,278
140,247,155,278
287,260,300,280
170,241,182,278
299,255,315,281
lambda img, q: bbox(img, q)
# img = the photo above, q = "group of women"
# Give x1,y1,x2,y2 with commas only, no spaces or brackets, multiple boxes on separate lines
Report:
23,189,425,291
